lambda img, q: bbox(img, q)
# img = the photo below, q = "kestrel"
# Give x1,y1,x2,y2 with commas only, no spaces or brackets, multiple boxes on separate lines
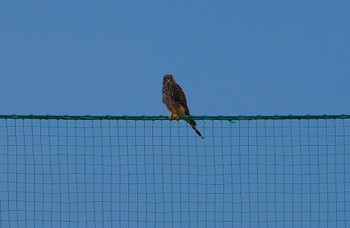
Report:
162,74,204,139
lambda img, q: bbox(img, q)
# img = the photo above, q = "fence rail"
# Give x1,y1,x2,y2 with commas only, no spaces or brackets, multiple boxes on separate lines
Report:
1,114,350,120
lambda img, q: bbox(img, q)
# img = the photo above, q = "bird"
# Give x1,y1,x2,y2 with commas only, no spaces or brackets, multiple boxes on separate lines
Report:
162,74,204,139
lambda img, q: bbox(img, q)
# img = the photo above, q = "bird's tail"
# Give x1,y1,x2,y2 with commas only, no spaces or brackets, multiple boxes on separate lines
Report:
186,120,204,139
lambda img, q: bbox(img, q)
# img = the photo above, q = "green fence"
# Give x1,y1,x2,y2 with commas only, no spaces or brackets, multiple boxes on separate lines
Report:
0,115,349,227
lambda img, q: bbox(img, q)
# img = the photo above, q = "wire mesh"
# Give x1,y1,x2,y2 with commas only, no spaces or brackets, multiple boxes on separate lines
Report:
0,115,349,227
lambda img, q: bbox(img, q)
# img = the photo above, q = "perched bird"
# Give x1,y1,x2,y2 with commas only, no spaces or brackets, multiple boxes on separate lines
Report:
162,74,204,139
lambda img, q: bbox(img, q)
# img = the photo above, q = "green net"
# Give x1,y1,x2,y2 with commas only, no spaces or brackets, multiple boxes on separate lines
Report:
0,115,349,227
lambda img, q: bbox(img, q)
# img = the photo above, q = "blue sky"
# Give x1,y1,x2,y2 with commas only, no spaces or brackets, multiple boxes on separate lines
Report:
1,2,350,227
1,1,349,116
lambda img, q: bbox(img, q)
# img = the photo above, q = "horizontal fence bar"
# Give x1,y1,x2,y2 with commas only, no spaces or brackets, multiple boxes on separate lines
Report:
0,114,349,121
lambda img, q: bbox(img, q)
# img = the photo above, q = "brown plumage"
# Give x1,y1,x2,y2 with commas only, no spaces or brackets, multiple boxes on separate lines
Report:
162,74,204,139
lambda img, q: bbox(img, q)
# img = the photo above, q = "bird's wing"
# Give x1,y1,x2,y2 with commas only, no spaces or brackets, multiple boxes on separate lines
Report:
173,83,190,115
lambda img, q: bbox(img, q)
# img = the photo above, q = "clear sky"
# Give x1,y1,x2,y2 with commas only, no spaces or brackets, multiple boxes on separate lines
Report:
1,1,350,227
1,1,349,116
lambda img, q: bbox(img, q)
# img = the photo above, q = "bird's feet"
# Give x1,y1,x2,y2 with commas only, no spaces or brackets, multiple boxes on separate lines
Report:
169,113,180,121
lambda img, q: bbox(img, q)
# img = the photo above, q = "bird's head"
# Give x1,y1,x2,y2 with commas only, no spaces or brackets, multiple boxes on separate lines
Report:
163,74,175,84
